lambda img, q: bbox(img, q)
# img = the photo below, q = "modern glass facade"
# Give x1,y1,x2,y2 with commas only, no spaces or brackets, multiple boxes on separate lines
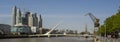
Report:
11,26,31,35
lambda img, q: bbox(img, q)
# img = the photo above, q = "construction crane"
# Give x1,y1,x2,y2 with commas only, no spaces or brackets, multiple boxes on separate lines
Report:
85,13,100,27
85,13,100,42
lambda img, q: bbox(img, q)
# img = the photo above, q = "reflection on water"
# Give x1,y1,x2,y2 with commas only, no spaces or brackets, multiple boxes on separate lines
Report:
0,37,93,42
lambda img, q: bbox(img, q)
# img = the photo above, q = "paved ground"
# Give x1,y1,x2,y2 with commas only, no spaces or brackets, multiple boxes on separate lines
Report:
99,37,120,42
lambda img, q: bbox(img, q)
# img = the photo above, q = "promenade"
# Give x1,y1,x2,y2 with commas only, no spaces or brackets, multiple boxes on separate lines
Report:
99,37,120,42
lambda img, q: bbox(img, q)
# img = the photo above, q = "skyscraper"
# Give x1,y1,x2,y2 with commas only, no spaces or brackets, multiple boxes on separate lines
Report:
38,14,42,34
22,12,30,26
12,6,17,26
16,8,22,25
32,13,38,27
28,13,33,27
38,14,42,28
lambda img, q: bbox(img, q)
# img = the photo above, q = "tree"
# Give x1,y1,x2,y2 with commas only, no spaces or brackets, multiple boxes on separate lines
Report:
98,7,120,36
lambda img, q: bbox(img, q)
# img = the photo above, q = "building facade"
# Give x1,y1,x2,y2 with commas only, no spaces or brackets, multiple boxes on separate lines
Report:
16,9,22,25
38,15,43,34
28,13,33,27
12,6,17,26
11,25,31,35
11,6,43,34
21,12,31,26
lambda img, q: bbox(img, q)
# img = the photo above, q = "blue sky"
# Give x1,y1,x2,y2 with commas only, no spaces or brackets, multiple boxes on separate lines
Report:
0,0,120,33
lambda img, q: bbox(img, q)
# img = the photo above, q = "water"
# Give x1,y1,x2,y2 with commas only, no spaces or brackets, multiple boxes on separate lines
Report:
0,37,93,42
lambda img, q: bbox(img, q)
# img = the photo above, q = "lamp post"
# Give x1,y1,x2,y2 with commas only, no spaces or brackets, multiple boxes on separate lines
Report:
104,23,107,42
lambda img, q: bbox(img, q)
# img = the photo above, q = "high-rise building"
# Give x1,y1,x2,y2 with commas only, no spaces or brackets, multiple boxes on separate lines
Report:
21,13,25,25
32,13,38,27
38,14,42,28
16,8,22,25
38,14,42,34
22,12,30,26
28,13,33,27
12,6,17,26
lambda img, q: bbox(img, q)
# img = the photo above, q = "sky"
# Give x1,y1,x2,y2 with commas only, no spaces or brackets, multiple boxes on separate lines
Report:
0,0,120,33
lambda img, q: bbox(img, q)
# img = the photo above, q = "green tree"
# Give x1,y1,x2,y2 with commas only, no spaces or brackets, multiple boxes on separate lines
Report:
98,7,120,35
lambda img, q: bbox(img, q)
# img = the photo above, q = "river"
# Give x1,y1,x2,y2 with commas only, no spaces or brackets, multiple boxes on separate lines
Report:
0,37,93,42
